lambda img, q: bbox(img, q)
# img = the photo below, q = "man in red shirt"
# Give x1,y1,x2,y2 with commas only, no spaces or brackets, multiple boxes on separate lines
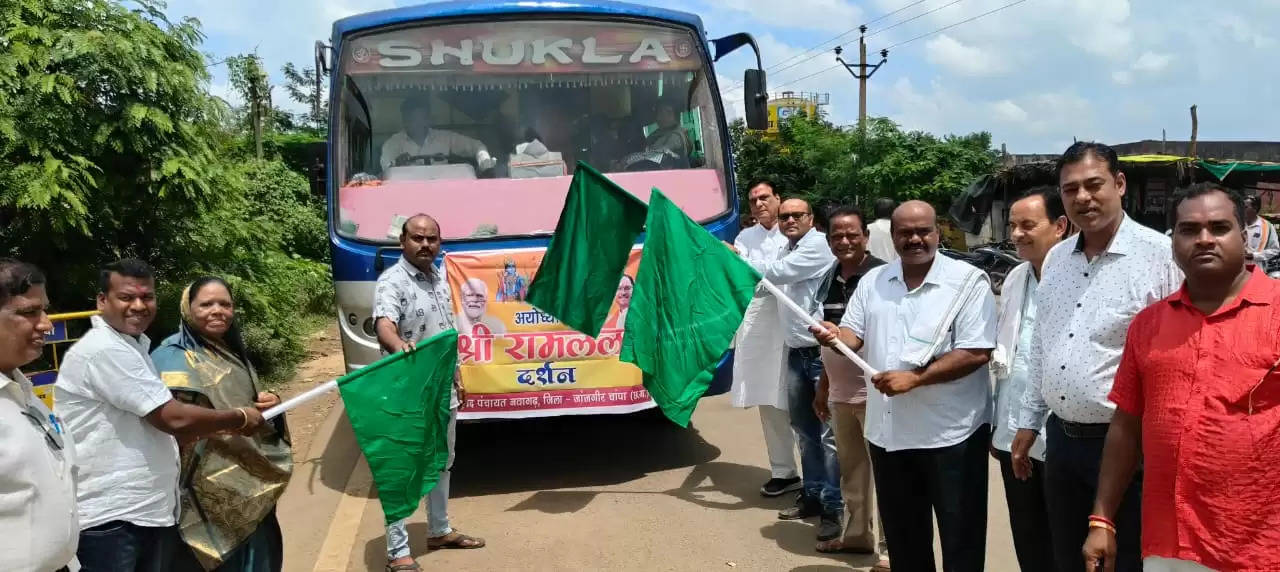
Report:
1085,183,1280,571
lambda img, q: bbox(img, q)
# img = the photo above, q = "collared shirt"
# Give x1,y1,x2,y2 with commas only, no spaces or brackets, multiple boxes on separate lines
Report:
820,255,886,404
867,218,897,262
1018,216,1182,429
746,228,836,348
374,256,459,408
841,254,997,451
1,369,79,572
991,267,1046,460
734,223,788,278
55,316,180,530
379,129,489,171
1246,217,1279,265
1109,267,1280,570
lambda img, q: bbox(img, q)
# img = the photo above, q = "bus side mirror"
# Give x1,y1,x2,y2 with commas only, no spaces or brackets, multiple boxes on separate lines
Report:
743,69,768,131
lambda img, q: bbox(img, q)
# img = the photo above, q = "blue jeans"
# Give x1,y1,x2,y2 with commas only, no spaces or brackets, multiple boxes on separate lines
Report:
786,347,842,514
387,408,457,560
77,521,180,572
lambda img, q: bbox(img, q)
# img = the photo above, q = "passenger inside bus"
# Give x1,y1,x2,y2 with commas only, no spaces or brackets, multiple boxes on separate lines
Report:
643,99,692,165
378,97,497,174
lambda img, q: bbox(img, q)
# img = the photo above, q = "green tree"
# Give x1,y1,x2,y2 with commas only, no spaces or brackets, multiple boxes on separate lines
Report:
0,0,332,381
282,61,328,133
226,52,273,159
730,114,998,215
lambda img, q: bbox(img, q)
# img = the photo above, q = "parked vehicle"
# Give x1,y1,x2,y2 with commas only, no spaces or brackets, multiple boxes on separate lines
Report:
940,240,1021,295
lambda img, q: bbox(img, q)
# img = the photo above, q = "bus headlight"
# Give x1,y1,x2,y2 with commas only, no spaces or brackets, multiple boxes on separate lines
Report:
347,313,358,327
362,317,377,338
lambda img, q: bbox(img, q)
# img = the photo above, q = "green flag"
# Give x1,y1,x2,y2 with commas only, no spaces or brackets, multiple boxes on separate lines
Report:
621,189,762,427
339,329,457,524
527,162,648,337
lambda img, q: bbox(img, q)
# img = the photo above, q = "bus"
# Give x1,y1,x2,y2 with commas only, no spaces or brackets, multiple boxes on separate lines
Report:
321,0,768,419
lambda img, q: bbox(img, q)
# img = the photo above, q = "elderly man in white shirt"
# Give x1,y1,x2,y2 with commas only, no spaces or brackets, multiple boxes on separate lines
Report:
1244,195,1278,267
813,200,997,572
0,260,79,572
55,259,266,572
742,198,842,542
990,187,1067,572
379,97,496,173
1011,142,1183,572
729,180,801,498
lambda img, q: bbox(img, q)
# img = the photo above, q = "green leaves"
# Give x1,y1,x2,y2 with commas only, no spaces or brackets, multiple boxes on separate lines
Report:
730,114,999,214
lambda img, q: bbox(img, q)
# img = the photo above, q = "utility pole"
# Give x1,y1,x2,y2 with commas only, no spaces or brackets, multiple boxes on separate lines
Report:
835,25,888,134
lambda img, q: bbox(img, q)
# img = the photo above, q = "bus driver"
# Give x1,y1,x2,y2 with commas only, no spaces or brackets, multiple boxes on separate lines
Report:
380,97,498,173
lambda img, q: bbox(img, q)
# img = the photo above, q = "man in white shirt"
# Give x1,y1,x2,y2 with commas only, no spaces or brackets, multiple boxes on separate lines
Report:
1011,142,1183,572
744,198,841,542
729,180,800,498
379,97,496,173
0,260,79,572
813,200,997,572
866,197,898,262
1243,195,1278,267
56,259,266,572
990,187,1067,572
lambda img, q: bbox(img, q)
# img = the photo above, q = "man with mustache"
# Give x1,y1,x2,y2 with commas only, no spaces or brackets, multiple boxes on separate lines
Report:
1011,142,1182,572
0,260,79,572
374,214,485,571
746,198,840,541
729,179,802,499
990,187,1068,572
1084,183,1280,571
55,259,266,572
812,200,996,572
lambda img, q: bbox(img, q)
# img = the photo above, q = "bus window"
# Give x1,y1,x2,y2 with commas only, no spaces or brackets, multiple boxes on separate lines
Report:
333,20,730,243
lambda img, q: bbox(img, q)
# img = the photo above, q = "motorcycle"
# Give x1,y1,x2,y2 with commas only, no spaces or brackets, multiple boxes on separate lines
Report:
939,240,1022,295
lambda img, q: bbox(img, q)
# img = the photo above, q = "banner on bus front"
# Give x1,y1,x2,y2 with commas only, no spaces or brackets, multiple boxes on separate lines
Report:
444,248,654,419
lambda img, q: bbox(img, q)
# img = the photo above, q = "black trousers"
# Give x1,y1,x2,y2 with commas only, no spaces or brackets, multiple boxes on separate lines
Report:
1043,416,1143,572
870,426,990,572
994,449,1057,572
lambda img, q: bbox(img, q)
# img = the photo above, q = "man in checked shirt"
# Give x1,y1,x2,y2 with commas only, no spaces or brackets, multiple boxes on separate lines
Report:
1010,142,1182,572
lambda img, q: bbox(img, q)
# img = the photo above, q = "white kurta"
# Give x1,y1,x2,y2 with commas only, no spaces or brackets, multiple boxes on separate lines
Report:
730,224,791,409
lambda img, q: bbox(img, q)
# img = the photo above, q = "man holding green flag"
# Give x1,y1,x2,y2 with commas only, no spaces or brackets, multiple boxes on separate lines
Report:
372,214,485,572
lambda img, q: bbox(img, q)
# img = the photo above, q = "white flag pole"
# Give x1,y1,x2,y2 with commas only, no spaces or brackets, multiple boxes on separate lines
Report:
263,379,338,420
756,279,880,376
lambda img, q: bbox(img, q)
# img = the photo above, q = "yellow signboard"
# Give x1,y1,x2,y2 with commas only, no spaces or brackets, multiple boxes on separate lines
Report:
444,248,655,419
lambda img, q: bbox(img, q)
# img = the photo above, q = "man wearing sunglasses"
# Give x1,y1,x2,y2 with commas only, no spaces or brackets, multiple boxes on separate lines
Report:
743,198,842,543
1085,183,1280,572
0,259,79,572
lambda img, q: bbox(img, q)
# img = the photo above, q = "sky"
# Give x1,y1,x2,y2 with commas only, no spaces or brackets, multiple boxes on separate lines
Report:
166,0,1279,153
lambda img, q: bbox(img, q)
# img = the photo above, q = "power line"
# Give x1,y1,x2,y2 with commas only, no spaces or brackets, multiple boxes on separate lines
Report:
882,0,1031,50
865,0,966,39
728,0,931,90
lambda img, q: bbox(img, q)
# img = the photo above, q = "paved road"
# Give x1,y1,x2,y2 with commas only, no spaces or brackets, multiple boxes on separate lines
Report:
278,395,1019,571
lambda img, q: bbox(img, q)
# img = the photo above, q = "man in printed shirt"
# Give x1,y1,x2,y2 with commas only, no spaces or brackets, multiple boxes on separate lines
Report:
810,206,887,567
743,198,840,542
1011,142,1183,572
729,179,801,498
374,214,485,572
813,201,996,572
1085,183,1280,572
0,260,78,572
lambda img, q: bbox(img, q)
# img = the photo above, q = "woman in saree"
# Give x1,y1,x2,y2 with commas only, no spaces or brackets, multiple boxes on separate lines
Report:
152,277,293,572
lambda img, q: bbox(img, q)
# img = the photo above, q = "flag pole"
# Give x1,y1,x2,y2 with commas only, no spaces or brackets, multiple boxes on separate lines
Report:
757,279,880,376
263,379,338,420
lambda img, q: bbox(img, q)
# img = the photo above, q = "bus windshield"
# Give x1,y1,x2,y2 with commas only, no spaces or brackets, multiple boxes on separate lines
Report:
334,19,732,243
